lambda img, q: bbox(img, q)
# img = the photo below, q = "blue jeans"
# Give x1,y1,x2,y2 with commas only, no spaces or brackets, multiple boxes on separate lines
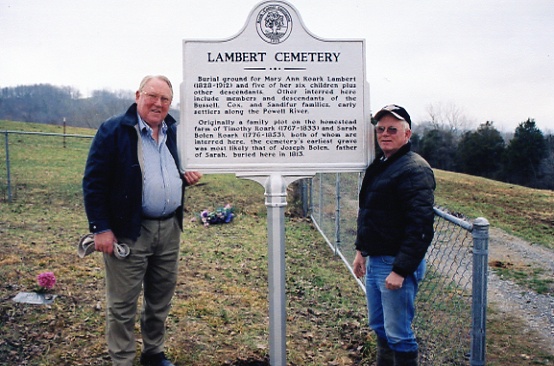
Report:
365,256,426,353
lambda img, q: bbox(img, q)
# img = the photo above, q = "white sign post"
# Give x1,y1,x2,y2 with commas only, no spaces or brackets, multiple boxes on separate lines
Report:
180,1,370,365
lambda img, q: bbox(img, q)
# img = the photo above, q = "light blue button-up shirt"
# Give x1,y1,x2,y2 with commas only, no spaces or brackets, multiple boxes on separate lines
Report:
138,116,182,218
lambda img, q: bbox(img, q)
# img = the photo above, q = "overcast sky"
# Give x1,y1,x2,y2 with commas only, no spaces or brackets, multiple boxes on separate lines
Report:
1,0,553,132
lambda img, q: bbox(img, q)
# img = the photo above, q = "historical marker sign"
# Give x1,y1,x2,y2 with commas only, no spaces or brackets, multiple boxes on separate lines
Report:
179,0,370,174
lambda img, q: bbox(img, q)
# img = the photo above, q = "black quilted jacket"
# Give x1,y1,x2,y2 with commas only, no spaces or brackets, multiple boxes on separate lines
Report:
355,142,436,277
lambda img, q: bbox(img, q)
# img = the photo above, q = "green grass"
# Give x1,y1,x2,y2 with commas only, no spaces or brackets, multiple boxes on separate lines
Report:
1,120,553,365
434,169,554,296
434,169,554,249
492,265,553,295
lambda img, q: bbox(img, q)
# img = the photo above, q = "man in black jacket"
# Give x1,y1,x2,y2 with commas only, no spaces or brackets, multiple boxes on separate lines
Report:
353,104,435,366
83,75,201,366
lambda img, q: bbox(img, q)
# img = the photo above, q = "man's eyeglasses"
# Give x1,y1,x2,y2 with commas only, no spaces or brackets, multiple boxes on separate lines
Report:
142,91,172,106
375,126,400,135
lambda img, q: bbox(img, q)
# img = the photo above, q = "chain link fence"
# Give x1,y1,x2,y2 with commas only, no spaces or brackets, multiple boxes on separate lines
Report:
1,130,93,203
306,173,489,366
1,130,488,365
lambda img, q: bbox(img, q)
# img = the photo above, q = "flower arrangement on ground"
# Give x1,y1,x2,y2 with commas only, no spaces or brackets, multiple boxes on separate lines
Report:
200,204,235,227
36,271,56,293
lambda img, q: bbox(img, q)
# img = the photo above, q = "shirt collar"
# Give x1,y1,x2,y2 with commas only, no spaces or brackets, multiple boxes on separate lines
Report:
137,113,167,135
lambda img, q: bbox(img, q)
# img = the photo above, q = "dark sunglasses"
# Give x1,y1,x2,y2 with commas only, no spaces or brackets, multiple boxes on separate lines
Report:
375,126,399,135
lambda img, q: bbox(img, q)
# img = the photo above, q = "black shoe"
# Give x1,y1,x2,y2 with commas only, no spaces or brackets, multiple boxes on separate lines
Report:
140,352,175,366
394,350,418,366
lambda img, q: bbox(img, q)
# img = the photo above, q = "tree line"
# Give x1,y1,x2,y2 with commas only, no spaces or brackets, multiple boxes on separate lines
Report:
410,119,553,190
1,84,552,190
0,83,180,129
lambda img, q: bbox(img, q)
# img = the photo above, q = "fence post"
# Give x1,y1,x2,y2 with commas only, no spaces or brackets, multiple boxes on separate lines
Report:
4,131,12,203
307,177,313,218
318,174,323,224
301,179,309,217
471,217,489,366
63,117,67,148
335,173,341,256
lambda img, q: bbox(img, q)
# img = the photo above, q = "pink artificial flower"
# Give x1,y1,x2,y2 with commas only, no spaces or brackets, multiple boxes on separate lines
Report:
37,271,56,290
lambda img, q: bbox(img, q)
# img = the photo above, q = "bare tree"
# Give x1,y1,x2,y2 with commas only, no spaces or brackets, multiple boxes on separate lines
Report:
425,101,475,134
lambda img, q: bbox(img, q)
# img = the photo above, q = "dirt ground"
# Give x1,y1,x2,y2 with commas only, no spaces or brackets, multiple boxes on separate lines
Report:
486,227,554,353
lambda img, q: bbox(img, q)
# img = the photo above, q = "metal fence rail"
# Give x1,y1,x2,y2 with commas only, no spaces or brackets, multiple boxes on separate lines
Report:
1,131,488,365
1,130,93,202
306,173,489,366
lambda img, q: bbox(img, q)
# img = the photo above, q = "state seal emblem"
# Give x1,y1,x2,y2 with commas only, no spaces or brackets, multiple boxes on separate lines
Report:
256,4,292,44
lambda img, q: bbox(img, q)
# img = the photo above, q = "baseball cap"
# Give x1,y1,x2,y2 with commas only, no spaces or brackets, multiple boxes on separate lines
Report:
373,104,411,127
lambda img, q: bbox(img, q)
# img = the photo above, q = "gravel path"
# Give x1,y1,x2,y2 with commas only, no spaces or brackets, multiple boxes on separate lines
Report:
487,227,554,353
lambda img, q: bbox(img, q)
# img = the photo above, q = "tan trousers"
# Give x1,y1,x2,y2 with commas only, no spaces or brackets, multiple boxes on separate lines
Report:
103,217,181,366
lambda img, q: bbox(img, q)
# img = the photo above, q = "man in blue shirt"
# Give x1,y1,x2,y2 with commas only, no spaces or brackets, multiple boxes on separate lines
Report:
83,75,201,366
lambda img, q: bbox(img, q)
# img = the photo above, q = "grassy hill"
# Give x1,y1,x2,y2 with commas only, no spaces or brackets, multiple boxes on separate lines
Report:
434,170,553,249
0,120,552,365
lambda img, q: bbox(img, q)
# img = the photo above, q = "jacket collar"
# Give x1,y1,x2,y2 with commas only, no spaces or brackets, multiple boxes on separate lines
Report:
382,141,411,164
362,141,413,195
